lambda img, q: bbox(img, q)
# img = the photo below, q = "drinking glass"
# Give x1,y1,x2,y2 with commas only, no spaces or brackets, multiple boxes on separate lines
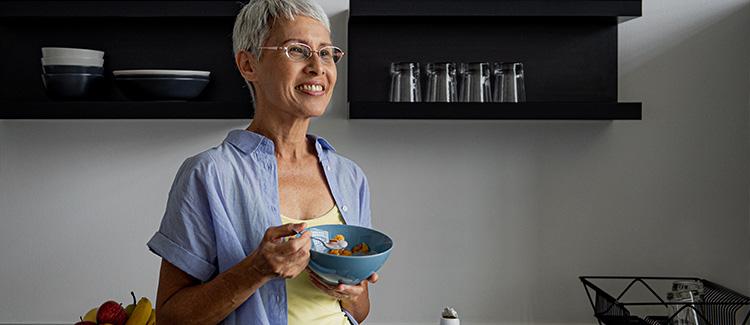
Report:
389,62,421,102
425,62,457,102
459,62,491,102
667,280,704,325
492,62,526,102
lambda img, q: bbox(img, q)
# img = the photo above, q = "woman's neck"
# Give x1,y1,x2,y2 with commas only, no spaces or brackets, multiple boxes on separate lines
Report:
247,112,314,161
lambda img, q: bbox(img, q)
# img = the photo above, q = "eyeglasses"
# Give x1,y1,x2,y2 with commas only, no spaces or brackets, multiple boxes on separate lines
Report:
258,42,344,64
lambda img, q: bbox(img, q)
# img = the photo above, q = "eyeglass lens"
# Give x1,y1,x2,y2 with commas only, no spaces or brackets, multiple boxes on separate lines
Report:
286,44,343,63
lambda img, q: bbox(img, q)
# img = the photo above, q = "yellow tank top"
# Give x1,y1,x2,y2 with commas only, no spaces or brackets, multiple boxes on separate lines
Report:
280,205,350,325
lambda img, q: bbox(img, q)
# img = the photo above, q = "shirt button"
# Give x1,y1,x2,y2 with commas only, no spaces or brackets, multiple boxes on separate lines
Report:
342,205,348,212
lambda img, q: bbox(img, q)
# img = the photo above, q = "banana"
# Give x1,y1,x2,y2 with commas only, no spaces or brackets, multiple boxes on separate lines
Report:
124,297,152,325
146,308,156,325
82,307,98,322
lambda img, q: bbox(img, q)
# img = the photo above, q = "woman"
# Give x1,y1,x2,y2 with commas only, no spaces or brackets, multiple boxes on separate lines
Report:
146,1,377,324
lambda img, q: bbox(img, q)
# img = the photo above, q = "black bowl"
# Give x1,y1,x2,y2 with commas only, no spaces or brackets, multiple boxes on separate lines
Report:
116,74,209,80
42,73,104,99
115,77,209,100
42,65,104,75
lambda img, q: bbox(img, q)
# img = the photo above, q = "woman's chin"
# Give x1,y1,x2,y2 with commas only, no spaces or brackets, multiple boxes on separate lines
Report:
297,104,328,118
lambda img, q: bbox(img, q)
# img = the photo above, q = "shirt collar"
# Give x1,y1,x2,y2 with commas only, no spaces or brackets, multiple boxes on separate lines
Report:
224,129,336,155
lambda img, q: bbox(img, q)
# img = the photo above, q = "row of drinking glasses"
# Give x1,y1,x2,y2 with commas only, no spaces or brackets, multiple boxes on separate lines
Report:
389,62,526,103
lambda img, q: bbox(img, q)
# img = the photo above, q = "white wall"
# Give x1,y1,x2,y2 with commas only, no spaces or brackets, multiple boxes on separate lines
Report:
1,0,749,324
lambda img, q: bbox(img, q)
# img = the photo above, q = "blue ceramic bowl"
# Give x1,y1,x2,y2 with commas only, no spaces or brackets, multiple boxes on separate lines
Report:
307,224,393,285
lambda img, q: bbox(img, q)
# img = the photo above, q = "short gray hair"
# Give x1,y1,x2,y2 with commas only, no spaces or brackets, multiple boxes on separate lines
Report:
232,0,330,59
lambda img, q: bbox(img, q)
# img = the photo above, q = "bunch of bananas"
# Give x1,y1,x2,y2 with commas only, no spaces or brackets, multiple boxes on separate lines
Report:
76,292,155,325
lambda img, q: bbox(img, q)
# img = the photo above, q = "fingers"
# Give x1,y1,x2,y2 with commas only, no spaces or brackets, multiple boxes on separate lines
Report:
307,271,366,300
308,272,334,291
256,224,312,279
368,272,379,284
273,231,311,255
263,222,307,242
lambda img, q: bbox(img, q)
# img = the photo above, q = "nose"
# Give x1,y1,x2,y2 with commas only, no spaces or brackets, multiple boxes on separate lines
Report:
303,53,326,75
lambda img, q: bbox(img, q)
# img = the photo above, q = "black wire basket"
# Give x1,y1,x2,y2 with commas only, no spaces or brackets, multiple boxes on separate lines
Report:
581,276,750,325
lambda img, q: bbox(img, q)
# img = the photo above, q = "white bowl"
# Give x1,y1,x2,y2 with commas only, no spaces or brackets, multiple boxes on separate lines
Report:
42,47,104,59
113,70,210,77
41,56,104,67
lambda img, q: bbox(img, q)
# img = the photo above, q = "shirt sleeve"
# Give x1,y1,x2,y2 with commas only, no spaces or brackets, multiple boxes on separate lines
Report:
147,153,219,282
358,170,372,229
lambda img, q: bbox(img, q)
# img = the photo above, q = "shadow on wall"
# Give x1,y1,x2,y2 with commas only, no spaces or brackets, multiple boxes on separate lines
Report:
619,2,750,107
324,10,349,120
619,0,750,77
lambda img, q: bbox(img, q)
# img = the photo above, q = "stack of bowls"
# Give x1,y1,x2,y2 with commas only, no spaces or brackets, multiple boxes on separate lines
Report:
41,47,104,99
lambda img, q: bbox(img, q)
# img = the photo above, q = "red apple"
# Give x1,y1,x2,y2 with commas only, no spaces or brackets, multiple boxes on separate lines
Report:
97,300,128,325
74,322,97,325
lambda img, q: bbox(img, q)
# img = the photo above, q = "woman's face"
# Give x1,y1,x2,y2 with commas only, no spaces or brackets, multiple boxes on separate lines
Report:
247,15,337,118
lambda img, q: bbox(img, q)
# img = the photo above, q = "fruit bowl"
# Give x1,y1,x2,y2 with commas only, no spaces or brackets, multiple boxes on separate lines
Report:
307,224,393,285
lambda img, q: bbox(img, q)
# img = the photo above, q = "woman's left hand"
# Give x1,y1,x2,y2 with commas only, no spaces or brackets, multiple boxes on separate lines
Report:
307,268,378,301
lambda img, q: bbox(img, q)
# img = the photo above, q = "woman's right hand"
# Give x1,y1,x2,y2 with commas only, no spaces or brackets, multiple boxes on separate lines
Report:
247,222,312,280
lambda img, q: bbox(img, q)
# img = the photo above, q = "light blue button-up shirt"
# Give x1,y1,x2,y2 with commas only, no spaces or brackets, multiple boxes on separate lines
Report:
147,129,371,325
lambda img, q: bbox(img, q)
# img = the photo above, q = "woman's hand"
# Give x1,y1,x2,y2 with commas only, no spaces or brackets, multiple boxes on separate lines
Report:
307,269,379,301
247,223,312,280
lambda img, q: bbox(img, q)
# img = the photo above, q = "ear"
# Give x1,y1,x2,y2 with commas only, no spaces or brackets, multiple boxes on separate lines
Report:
236,50,260,82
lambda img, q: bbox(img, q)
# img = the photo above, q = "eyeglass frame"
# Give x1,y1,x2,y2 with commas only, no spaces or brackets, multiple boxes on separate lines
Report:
257,42,345,64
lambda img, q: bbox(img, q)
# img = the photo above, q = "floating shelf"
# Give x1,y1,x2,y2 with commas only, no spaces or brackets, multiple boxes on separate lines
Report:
0,101,252,119
348,102,641,120
351,0,642,22
347,0,642,121
0,1,250,119
0,1,243,17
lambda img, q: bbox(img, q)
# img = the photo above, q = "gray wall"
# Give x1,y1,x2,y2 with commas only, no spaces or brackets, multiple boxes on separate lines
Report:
1,0,749,324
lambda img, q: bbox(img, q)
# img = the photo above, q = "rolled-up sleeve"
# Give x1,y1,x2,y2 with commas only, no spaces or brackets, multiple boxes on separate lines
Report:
147,154,219,282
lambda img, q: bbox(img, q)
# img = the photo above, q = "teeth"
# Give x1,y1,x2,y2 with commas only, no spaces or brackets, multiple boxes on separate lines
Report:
297,84,323,92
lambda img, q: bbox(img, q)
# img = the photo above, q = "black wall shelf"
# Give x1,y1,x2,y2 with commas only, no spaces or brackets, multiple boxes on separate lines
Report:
349,102,641,120
347,0,642,120
0,101,251,119
351,0,641,21
0,2,252,119
0,1,243,17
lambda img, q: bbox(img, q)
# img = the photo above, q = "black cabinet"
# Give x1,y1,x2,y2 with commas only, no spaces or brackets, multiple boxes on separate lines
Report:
0,1,252,119
347,0,642,120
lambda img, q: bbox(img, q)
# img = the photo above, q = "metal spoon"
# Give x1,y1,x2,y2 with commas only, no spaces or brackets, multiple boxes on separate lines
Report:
294,229,349,250
312,236,348,250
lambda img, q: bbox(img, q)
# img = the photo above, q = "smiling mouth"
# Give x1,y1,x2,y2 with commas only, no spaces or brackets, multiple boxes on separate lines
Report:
295,84,325,93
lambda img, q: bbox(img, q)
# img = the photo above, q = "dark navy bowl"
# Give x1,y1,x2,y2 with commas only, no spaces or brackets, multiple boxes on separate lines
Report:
42,65,104,75
307,224,393,285
115,77,209,100
116,74,209,80
42,73,104,99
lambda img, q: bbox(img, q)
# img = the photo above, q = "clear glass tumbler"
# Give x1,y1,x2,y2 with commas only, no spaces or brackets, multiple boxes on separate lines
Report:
425,62,457,102
492,62,526,103
458,62,491,102
389,62,421,102
667,280,704,325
